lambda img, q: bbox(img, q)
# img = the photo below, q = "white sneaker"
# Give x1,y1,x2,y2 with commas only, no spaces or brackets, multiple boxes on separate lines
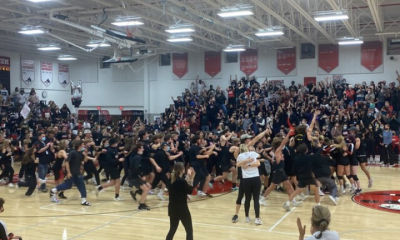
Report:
259,197,267,206
341,187,346,194
319,188,325,196
304,188,310,195
255,218,263,225
197,191,207,197
245,217,251,223
8,183,14,187
335,197,340,203
292,200,302,207
0,179,6,184
368,178,374,188
299,192,306,198
114,197,124,201
283,201,291,211
157,191,165,201
329,196,337,206
148,190,155,195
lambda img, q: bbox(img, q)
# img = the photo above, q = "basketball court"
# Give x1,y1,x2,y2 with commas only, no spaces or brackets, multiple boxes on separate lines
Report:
1,165,399,240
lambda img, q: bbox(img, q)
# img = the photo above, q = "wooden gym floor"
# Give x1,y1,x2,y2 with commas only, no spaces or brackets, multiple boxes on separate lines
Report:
1,165,400,240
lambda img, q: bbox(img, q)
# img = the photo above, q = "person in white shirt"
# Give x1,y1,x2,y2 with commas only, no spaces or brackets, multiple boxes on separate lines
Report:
236,144,262,225
297,205,340,240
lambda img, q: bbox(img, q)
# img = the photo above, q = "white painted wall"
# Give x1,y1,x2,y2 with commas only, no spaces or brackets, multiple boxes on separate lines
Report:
4,41,399,118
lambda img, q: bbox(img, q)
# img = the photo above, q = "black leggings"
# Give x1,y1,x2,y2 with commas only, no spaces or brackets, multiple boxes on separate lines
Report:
18,164,26,179
120,161,130,186
18,173,37,196
166,213,193,240
235,180,245,205
381,144,394,165
243,176,261,218
0,163,14,183
365,139,375,158
83,161,100,185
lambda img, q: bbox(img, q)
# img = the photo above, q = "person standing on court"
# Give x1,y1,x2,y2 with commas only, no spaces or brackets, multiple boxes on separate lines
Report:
34,132,54,192
49,140,91,206
166,162,195,240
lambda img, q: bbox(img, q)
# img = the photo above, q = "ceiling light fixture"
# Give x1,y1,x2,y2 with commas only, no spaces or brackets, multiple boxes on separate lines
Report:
314,14,349,21
223,45,246,52
37,46,61,51
338,39,364,45
165,28,195,34
27,0,53,2
57,55,77,61
111,21,144,26
86,42,111,47
255,30,284,36
217,10,253,18
167,37,193,42
18,29,44,34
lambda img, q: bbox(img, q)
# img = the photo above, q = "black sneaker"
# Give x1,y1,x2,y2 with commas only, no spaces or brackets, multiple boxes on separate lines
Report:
41,189,48,193
206,193,213,198
58,192,67,199
138,204,150,211
130,190,137,201
232,215,238,223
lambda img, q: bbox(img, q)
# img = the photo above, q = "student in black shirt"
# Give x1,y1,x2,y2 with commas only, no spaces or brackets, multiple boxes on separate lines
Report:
34,133,54,192
95,138,125,201
17,147,39,196
49,140,91,206
166,162,195,240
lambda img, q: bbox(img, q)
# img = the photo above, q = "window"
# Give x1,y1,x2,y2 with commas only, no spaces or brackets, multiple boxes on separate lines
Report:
225,52,238,63
159,53,171,66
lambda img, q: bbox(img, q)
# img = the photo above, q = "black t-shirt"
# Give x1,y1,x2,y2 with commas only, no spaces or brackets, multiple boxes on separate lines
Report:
67,150,84,175
311,154,331,178
56,132,69,141
106,147,119,169
189,145,201,165
293,153,313,178
34,140,52,164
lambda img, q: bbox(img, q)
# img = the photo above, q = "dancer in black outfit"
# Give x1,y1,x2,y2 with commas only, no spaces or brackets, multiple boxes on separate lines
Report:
166,162,195,240
17,147,38,196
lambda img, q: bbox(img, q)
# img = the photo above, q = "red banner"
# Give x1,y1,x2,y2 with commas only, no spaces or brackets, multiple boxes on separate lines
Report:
318,44,339,73
361,41,383,72
172,53,188,78
240,49,258,76
304,77,316,86
277,48,296,74
204,51,221,77
100,110,111,121
78,110,88,120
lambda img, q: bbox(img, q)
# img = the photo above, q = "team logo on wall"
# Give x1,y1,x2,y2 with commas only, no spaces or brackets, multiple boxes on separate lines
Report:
41,61,53,87
21,59,35,86
58,63,70,88
353,190,400,214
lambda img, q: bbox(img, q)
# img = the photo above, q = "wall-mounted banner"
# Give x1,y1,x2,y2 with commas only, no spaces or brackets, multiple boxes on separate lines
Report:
361,41,383,72
277,48,296,75
172,53,188,78
204,51,221,77
41,61,53,87
21,59,34,86
58,63,70,88
240,49,258,76
318,44,339,73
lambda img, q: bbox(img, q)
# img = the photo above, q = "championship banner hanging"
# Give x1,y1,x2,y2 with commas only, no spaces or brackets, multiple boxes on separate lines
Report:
21,59,34,86
58,63,70,88
277,48,296,75
318,44,339,73
240,49,258,76
41,61,53,87
172,53,188,78
204,51,221,77
304,77,316,86
361,41,383,72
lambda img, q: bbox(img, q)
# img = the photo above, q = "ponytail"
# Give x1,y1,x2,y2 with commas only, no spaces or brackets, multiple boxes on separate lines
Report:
311,205,331,239
315,219,329,239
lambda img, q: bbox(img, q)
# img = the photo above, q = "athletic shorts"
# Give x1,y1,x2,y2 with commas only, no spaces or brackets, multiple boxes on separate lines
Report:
297,177,317,188
271,169,288,184
258,162,268,176
357,156,367,164
337,156,350,166
108,168,120,180
221,162,233,172
128,177,147,188
141,165,153,176
192,162,209,178
349,157,359,166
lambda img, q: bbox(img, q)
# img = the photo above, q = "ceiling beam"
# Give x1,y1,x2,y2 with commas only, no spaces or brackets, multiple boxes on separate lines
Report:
366,0,384,41
327,0,358,38
287,0,336,44
251,0,316,45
